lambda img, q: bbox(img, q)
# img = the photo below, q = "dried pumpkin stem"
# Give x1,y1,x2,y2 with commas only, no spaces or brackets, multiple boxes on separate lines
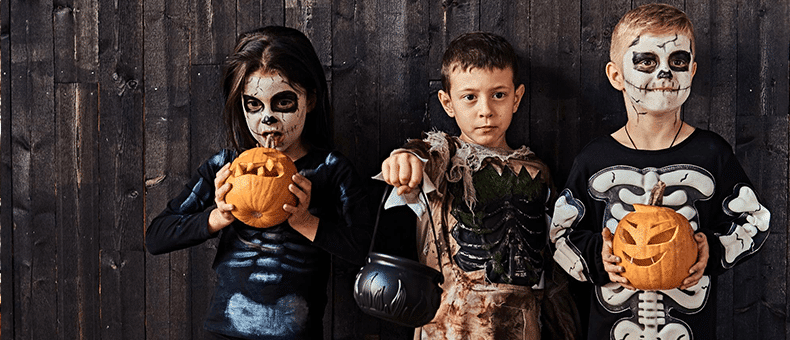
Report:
648,181,666,206
264,134,277,149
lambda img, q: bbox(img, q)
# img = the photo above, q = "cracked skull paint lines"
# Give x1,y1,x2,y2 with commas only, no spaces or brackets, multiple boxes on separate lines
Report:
242,71,309,157
622,33,695,115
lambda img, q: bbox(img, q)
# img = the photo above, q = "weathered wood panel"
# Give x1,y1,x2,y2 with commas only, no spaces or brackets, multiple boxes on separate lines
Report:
9,0,56,338
0,0,12,334
55,84,100,340
0,0,788,339
97,0,146,338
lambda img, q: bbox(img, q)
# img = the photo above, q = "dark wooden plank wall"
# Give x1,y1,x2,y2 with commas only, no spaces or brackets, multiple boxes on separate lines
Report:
0,0,788,339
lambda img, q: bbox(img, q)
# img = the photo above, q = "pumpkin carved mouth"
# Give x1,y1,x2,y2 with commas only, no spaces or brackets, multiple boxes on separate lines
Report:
621,251,666,266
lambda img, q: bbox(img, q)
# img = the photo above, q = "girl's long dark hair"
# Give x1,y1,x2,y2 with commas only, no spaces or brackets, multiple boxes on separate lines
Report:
222,26,332,152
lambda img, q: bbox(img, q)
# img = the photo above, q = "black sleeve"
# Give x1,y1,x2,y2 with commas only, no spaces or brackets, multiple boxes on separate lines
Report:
310,152,374,266
145,150,234,255
550,155,611,286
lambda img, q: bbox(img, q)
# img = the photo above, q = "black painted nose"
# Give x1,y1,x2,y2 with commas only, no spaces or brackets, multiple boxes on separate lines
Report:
657,70,673,79
263,115,278,125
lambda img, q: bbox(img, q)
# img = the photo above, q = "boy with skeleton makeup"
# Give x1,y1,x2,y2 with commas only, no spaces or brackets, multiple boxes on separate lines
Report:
549,4,770,340
146,26,372,339
379,32,578,340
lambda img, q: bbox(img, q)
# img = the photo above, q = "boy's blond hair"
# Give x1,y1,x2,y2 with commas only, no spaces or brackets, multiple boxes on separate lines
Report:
610,4,695,67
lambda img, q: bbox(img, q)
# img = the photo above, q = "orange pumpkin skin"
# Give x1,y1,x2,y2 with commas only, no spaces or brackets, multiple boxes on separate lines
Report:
612,204,698,290
224,147,298,228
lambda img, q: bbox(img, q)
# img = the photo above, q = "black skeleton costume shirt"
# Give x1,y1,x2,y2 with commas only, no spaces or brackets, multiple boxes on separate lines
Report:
550,129,770,340
146,149,371,340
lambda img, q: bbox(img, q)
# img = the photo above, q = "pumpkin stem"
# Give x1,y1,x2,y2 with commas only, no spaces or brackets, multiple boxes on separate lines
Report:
264,134,277,148
648,181,666,206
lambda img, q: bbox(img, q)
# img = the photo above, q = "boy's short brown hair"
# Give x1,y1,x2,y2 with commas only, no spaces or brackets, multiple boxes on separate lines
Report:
440,32,519,92
610,4,695,67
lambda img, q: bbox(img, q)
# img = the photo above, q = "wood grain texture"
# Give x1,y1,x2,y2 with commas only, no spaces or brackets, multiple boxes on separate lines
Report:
97,0,146,338
55,83,100,340
0,1,788,339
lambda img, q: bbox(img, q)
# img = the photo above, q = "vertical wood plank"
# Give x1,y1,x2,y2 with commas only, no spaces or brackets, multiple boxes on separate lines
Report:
332,0,381,174
526,0,581,184
192,0,236,65
144,0,194,338
374,0,430,165
427,0,479,81
0,0,14,336
10,0,57,338
189,64,226,340
56,83,100,340
237,0,285,34
97,0,146,338
286,0,333,83
736,0,788,118
685,0,738,143
53,0,99,84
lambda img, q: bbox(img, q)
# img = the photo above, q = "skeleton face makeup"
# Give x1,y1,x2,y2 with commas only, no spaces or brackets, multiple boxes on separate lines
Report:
243,70,308,158
621,33,695,114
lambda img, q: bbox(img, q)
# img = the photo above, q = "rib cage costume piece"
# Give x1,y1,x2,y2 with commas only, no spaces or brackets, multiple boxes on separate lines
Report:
392,131,577,340
549,129,770,340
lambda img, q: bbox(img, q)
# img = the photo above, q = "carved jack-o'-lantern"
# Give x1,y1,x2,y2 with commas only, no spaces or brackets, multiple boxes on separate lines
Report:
224,147,297,228
613,204,697,290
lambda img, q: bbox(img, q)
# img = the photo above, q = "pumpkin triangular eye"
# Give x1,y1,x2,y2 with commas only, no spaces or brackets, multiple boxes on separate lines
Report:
648,227,676,244
620,228,636,245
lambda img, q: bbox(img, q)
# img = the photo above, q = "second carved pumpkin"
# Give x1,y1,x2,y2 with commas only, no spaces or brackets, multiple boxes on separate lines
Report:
613,204,698,290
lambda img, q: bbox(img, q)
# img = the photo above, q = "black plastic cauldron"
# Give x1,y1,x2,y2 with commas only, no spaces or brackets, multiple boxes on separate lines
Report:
353,187,444,328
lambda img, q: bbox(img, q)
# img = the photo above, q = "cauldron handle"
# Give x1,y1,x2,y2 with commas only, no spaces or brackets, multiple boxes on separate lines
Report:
368,185,444,279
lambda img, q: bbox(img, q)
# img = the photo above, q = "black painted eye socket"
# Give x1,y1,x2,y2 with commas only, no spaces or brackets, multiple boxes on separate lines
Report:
271,91,299,113
243,95,263,113
632,52,658,73
668,51,691,72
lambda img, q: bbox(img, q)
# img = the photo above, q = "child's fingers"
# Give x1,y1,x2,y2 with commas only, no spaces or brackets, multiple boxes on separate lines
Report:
396,185,413,196
398,162,413,188
382,159,401,187
407,156,423,189
292,173,312,193
214,163,231,188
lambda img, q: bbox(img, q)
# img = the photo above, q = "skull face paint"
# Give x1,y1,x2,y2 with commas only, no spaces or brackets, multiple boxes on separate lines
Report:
243,70,307,156
622,33,694,114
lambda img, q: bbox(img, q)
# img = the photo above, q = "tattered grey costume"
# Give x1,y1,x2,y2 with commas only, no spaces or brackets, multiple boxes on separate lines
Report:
385,131,578,340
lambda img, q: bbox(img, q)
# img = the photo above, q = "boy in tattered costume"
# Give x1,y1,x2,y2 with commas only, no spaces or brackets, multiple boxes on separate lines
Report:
549,4,770,340
379,32,578,340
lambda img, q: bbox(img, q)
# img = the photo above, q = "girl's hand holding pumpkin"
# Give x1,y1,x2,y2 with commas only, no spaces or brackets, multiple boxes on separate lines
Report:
679,232,709,290
284,172,319,241
209,163,236,233
601,228,636,290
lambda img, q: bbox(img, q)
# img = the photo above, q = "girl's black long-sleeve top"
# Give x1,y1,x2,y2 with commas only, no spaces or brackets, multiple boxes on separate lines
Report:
146,148,373,340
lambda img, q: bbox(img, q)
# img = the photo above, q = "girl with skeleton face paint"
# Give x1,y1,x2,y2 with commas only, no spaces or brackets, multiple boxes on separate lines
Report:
146,26,372,340
242,70,311,160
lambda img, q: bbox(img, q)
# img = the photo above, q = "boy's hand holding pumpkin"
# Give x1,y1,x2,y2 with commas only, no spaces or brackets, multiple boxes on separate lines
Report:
680,232,708,290
601,228,635,290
